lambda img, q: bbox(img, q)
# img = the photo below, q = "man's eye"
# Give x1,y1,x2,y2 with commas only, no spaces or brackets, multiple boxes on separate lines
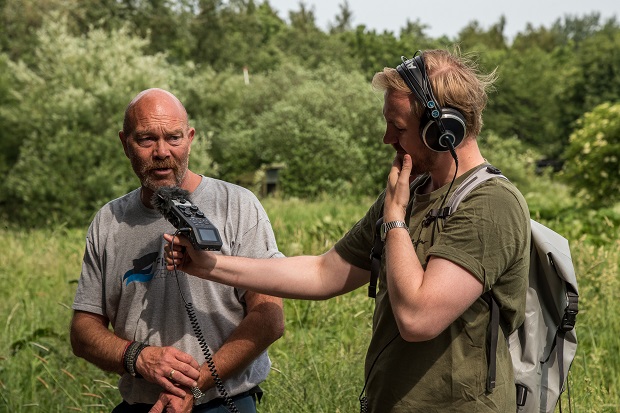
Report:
136,137,153,146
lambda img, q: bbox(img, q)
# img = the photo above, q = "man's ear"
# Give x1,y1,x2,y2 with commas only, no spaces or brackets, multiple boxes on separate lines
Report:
187,127,195,155
119,130,130,158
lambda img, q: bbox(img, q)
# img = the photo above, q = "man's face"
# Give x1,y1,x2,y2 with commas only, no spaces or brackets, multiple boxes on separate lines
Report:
121,94,195,191
382,90,438,176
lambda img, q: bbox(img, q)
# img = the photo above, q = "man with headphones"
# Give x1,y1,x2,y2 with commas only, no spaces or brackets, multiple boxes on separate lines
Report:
163,49,531,412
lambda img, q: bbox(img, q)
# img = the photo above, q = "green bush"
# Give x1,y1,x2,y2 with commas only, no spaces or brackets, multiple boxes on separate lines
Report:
562,102,620,208
478,133,574,217
0,17,216,227
213,63,393,198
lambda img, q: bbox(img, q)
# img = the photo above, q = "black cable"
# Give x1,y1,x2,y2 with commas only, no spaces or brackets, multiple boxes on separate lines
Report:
358,331,400,413
171,230,240,413
430,137,459,245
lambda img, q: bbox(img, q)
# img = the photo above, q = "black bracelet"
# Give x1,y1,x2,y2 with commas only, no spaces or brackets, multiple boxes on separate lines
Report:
123,341,149,378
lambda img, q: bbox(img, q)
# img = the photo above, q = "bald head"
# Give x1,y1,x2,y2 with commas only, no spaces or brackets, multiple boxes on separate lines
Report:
122,88,189,138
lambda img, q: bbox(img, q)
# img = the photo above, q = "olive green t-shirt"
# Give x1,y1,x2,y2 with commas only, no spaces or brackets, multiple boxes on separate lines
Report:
335,165,530,412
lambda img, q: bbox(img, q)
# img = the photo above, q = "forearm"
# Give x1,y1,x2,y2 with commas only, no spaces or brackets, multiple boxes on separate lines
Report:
70,311,128,375
207,255,324,299
196,297,285,391
384,229,427,333
194,250,365,300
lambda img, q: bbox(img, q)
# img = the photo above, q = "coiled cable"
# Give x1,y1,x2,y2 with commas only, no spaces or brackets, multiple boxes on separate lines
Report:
171,230,240,413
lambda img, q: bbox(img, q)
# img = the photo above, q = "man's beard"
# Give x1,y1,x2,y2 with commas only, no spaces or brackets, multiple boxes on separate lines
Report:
131,156,189,191
410,147,438,177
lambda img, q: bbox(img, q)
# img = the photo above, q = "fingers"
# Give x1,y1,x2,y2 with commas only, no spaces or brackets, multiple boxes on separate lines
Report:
174,350,201,371
400,154,412,181
148,392,193,413
137,346,201,398
385,154,412,221
163,234,188,271
389,153,411,179
163,233,191,249
148,397,167,413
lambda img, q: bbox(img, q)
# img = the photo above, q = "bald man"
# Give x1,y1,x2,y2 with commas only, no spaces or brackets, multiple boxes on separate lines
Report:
70,89,284,413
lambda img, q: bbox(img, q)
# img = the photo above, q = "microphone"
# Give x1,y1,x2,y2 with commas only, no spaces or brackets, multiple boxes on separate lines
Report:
152,186,223,251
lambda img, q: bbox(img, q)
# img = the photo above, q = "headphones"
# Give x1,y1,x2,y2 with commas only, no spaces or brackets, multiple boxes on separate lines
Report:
396,51,466,153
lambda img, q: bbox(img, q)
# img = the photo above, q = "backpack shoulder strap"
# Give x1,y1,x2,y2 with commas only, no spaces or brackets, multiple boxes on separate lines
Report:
441,163,508,393
420,164,507,226
446,164,508,214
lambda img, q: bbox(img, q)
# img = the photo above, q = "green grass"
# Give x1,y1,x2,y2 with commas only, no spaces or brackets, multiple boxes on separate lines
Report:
1,197,618,412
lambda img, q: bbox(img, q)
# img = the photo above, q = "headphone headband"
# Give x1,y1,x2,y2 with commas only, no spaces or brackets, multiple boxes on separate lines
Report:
396,52,442,121
395,50,466,152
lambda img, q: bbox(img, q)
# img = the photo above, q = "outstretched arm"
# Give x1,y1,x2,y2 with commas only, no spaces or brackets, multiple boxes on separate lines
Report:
163,235,370,300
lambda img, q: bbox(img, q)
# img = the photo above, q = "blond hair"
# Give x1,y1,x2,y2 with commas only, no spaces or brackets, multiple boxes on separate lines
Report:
372,48,496,138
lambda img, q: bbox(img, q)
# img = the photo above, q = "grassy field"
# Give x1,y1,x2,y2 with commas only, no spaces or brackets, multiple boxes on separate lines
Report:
1,196,619,412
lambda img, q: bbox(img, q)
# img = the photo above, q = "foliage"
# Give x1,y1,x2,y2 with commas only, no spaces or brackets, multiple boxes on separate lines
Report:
562,103,620,208
214,63,392,198
483,47,566,154
0,16,215,227
479,132,619,246
478,133,574,217
566,239,620,409
0,2,619,229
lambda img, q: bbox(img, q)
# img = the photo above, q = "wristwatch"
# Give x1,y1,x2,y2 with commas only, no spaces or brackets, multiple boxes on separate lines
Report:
381,220,408,241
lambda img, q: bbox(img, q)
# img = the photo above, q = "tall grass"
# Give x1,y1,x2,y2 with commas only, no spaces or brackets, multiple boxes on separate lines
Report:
1,197,618,412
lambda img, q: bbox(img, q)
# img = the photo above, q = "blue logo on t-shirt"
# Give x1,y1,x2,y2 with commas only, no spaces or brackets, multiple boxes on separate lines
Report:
123,252,159,285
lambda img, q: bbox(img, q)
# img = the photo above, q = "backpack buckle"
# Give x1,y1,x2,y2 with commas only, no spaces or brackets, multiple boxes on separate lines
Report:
560,291,579,332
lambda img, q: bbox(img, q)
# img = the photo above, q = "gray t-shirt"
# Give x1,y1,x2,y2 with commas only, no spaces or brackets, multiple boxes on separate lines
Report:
73,176,283,404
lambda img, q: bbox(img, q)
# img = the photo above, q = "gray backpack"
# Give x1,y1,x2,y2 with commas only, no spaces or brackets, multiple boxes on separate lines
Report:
369,164,579,412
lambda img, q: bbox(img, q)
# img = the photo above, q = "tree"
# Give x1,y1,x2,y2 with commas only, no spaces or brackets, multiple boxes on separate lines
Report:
483,47,564,154
329,0,353,33
0,16,214,227
457,16,508,51
562,103,620,207
213,62,391,197
512,23,564,53
554,26,620,151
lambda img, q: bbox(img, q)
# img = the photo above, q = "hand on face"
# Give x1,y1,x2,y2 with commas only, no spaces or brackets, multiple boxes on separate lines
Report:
384,153,413,222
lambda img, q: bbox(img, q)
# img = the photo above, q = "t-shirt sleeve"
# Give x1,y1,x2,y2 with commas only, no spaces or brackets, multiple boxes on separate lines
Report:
427,179,531,291
72,218,106,316
232,195,284,260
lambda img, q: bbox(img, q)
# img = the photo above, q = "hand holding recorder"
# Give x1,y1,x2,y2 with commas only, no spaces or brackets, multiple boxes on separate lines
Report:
163,233,217,276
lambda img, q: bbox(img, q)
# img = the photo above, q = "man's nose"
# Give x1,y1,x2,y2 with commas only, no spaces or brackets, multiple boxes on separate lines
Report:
153,139,171,158
383,128,396,145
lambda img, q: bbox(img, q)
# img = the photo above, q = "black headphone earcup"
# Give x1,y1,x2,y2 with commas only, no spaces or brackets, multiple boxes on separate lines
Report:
420,108,466,152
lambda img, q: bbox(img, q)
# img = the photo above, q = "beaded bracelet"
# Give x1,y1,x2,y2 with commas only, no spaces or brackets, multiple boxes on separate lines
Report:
123,341,149,378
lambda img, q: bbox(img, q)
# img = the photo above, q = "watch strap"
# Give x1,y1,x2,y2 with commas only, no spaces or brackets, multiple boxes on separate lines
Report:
190,386,205,400
381,220,408,241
